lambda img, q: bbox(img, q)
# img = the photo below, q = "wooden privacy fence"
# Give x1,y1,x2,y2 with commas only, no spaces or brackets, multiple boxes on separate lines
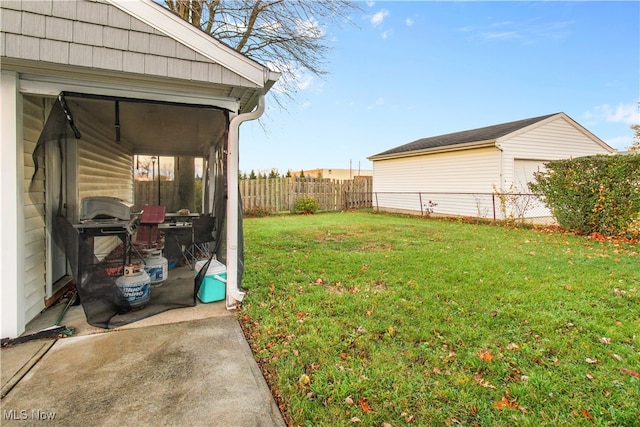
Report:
240,176,372,213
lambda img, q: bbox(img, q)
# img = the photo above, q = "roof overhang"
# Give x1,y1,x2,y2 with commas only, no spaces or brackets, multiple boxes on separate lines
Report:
9,61,240,112
105,0,268,87
368,140,497,162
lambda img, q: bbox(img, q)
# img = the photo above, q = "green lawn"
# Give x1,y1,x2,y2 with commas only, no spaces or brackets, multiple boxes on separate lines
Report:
239,211,639,427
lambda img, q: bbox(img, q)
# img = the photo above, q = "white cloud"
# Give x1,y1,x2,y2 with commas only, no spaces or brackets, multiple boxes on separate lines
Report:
295,17,324,39
381,29,393,40
463,19,573,44
369,9,389,27
368,97,385,110
584,103,640,125
405,18,414,27
480,31,520,41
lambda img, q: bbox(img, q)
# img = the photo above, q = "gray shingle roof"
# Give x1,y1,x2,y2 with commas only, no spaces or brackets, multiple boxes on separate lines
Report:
370,113,560,158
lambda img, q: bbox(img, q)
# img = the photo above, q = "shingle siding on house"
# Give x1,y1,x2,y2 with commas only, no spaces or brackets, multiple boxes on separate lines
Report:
0,0,257,88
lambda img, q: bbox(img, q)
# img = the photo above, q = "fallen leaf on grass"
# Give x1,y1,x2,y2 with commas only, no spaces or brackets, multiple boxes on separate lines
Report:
478,349,494,361
315,278,323,285
299,373,310,385
581,408,593,420
612,354,623,362
493,397,518,410
444,351,457,363
620,368,640,379
585,358,600,364
599,337,611,345
350,417,361,423
506,343,520,350
473,373,497,389
345,396,354,405
357,397,372,413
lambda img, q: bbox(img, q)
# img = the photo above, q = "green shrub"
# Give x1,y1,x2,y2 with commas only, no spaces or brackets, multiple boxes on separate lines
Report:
292,196,318,214
529,153,640,237
244,207,272,218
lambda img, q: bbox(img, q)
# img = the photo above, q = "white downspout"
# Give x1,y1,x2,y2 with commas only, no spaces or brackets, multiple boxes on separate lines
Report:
226,95,265,309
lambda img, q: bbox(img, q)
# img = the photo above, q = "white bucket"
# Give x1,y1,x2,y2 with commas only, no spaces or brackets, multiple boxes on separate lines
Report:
116,264,151,308
144,249,168,287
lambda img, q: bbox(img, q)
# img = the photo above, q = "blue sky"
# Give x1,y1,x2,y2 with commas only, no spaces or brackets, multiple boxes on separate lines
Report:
240,1,639,175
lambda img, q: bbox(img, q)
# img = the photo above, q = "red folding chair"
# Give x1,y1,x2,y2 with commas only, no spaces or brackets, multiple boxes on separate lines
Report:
130,206,166,259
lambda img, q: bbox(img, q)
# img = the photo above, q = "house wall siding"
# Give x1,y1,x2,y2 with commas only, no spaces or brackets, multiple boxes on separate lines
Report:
71,99,134,261
371,115,614,219
500,117,613,190
372,147,500,216
0,0,258,88
23,95,46,322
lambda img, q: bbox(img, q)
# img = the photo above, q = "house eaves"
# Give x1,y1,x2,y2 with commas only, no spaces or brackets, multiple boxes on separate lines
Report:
368,139,498,161
1,0,280,113
105,0,276,89
368,113,560,161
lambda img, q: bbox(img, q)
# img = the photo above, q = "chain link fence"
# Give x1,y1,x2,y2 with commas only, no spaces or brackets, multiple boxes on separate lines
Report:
372,192,556,225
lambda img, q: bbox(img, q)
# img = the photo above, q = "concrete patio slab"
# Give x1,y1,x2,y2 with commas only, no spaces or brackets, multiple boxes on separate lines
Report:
1,316,285,426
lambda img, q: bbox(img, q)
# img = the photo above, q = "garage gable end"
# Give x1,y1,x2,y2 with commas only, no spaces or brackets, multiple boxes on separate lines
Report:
496,112,614,153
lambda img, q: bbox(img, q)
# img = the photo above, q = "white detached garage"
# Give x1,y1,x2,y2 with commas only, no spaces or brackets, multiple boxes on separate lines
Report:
368,113,614,219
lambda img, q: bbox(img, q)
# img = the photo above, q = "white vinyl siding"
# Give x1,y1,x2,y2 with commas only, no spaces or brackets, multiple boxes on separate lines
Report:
370,115,614,221
500,116,613,189
372,147,500,216
513,160,547,193
23,95,46,322
71,99,133,260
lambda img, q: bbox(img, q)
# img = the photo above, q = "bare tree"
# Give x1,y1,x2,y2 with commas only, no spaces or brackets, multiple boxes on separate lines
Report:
164,0,360,108
629,123,640,152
